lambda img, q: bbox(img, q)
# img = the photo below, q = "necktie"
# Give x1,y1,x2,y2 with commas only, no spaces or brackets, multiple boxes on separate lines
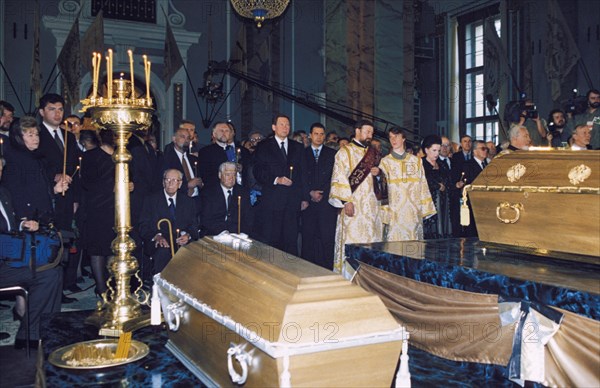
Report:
54,130,64,153
181,154,195,196
482,159,488,169
225,145,235,162
465,153,471,161
168,198,176,220
280,141,287,159
226,189,232,220
443,158,450,170
314,148,319,162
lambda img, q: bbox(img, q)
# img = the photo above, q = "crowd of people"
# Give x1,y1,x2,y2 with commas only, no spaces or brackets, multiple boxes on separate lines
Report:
0,87,597,348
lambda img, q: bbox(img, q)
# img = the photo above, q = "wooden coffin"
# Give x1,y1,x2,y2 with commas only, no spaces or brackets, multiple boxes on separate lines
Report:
155,235,407,387
466,150,600,259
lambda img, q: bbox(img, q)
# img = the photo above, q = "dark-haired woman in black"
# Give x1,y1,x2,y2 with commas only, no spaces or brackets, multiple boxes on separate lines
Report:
79,129,116,296
421,134,452,239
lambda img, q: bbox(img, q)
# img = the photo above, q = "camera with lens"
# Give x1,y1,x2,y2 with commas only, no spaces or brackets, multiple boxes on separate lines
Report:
503,98,538,122
563,89,587,116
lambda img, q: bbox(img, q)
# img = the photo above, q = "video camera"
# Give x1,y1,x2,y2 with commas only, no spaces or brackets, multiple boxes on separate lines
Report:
504,94,538,123
563,89,588,116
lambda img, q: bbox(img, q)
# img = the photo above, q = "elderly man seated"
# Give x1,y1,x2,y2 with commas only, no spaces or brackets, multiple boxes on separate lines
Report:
139,169,199,274
507,124,532,151
199,162,253,236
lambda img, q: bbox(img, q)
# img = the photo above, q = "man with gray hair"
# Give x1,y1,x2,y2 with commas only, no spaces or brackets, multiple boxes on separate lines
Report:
139,168,199,274
570,124,592,150
508,124,531,151
199,162,253,236
198,121,251,186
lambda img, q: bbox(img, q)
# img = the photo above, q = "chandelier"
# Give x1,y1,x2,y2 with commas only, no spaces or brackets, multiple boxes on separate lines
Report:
230,0,291,28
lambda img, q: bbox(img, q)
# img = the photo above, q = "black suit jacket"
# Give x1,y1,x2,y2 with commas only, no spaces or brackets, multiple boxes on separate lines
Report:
138,190,199,249
0,187,18,233
161,147,200,196
128,134,162,223
37,123,81,230
199,183,253,236
462,158,485,185
253,137,303,211
197,143,251,186
300,145,336,202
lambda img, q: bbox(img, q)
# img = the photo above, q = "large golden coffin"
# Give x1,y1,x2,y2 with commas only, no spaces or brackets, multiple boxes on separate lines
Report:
154,235,408,387
466,150,600,259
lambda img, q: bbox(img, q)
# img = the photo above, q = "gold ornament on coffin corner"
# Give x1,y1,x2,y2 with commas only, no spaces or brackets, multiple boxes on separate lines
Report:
568,164,592,185
506,163,526,183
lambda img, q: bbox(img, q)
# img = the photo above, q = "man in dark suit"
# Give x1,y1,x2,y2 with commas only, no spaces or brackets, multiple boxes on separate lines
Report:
36,94,81,232
197,121,251,187
199,162,253,236
450,134,473,237
36,94,82,299
300,123,337,269
0,160,62,349
138,169,199,274
253,114,303,255
462,140,490,238
161,127,202,200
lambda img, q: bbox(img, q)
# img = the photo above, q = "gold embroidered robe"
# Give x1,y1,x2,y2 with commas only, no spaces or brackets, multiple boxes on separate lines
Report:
379,153,436,241
329,143,383,276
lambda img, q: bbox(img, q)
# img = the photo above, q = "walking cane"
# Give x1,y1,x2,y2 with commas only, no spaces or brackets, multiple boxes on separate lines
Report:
157,218,175,258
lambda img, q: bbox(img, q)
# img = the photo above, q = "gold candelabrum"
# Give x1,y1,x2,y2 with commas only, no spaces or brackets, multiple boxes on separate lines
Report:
82,49,154,336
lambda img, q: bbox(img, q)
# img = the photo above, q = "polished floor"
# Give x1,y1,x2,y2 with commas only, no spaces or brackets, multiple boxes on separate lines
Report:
0,266,99,388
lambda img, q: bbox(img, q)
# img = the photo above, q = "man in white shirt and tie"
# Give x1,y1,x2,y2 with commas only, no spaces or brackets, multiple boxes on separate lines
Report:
570,124,592,150
162,127,202,199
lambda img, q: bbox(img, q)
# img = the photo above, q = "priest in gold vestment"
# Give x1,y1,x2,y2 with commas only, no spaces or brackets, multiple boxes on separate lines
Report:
378,127,436,241
329,120,383,277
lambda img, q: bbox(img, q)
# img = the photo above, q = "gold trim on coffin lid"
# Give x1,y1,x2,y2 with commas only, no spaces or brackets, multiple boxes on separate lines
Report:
467,184,600,194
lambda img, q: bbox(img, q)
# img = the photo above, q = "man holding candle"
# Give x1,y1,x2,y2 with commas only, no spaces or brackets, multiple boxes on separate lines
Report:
197,121,251,187
253,114,303,255
36,93,82,300
199,162,253,236
138,169,199,274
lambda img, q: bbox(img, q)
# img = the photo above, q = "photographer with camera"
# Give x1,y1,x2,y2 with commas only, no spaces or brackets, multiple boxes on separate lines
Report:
574,89,600,149
547,109,574,147
505,98,548,146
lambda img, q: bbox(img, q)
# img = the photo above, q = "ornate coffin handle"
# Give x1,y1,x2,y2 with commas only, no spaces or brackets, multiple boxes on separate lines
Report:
227,343,252,384
496,202,524,224
166,301,185,331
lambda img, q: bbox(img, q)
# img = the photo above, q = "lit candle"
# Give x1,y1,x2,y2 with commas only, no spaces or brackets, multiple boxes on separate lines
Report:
194,161,198,177
236,148,241,163
147,61,151,105
143,55,149,102
289,165,294,180
0,138,3,156
108,49,113,100
62,120,68,196
176,228,180,237
95,53,101,97
127,49,135,98
106,55,111,100
91,52,97,97
237,196,241,234
78,156,82,177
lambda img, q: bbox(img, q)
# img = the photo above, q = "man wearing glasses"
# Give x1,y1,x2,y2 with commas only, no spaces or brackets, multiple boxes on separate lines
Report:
139,169,199,274
461,140,489,238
